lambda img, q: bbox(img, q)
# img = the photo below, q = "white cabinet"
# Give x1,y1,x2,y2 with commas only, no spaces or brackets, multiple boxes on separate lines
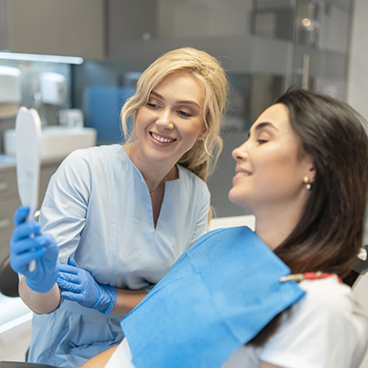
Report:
0,0,104,60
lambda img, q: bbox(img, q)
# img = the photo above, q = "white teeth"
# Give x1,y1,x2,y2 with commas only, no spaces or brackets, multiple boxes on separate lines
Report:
152,133,175,143
236,172,250,177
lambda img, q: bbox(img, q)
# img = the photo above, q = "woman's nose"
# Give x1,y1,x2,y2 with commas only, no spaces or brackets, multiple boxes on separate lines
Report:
232,141,248,161
156,109,174,129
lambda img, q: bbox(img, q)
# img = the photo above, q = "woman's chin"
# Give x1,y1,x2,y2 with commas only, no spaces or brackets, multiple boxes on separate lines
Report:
228,190,253,213
228,190,243,208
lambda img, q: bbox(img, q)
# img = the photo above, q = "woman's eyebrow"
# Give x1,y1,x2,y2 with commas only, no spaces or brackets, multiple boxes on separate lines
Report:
254,122,278,132
150,91,164,100
248,122,278,137
150,91,201,108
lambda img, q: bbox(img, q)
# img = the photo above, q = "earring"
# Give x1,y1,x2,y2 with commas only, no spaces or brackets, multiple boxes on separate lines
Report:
303,176,311,190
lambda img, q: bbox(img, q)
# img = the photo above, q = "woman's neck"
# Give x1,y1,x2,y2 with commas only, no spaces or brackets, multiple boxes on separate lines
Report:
125,142,178,192
253,200,306,251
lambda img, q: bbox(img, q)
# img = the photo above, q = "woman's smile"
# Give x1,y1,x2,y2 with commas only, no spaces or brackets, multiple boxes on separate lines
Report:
149,131,177,145
233,168,251,183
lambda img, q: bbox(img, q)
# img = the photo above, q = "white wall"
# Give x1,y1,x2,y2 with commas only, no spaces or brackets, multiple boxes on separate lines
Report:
347,0,368,120
348,2,368,367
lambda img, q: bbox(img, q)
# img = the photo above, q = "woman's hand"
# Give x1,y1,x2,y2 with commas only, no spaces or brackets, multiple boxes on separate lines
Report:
10,206,59,293
57,257,117,315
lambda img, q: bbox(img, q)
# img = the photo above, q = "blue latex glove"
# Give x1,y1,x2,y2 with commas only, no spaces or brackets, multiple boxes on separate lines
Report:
56,257,117,315
10,206,59,293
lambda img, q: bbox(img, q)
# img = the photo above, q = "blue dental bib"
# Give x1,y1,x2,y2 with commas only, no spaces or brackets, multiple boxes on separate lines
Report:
121,227,305,368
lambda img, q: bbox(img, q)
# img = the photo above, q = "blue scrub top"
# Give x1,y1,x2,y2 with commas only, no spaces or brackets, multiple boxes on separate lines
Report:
28,144,210,367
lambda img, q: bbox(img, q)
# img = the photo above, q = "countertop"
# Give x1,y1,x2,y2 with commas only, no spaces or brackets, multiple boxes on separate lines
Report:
0,154,63,172
0,154,16,169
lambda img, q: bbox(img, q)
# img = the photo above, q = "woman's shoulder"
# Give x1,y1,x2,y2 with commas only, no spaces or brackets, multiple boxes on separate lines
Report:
176,164,209,193
67,144,122,161
257,277,368,368
297,277,358,316
283,276,368,333
61,144,124,170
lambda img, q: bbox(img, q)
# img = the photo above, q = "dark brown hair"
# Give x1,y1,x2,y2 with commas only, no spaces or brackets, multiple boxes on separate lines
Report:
250,88,368,347
275,89,368,277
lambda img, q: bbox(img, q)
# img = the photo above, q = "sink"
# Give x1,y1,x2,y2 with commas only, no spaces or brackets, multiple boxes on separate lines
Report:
3,126,97,161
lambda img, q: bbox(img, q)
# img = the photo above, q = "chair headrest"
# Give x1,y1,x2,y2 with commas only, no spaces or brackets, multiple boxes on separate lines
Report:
0,255,20,298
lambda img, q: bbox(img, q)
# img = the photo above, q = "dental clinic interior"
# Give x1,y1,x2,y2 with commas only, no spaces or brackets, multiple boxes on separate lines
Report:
0,0,368,366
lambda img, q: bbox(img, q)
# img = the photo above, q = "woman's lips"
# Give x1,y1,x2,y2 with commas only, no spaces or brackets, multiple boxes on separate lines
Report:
233,170,251,183
150,132,177,144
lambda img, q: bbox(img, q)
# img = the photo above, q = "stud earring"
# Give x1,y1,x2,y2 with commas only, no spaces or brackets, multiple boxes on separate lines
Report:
303,176,311,190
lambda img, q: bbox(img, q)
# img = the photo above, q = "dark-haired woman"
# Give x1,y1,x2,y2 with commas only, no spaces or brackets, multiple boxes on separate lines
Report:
84,89,368,368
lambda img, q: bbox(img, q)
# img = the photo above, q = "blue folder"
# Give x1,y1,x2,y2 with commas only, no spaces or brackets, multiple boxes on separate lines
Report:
84,86,135,144
122,227,305,368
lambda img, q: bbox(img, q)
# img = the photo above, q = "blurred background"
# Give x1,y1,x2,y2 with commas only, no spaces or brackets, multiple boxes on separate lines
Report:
1,0,368,364
1,0,362,217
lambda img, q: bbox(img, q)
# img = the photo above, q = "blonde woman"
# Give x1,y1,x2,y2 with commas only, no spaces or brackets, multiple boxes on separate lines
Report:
10,47,228,367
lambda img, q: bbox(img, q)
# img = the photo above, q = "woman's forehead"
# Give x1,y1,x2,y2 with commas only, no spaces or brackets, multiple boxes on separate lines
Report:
251,104,291,134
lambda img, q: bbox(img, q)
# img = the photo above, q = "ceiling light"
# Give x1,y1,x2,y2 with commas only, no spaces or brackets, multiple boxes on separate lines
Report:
0,52,84,64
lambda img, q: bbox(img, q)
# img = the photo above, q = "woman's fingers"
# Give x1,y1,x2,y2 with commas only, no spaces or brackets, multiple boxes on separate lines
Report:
11,234,48,255
60,291,84,303
57,263,80,275
57,277,81,292
57,272,81,286
10,248,46,270
13,206,29,225
68,257,79,268
12,221,40,241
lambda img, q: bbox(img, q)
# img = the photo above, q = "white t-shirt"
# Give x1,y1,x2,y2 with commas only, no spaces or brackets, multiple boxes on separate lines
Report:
105,277,368,368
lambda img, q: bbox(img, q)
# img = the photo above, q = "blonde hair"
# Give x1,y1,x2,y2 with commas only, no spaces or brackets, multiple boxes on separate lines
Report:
121,47,228,182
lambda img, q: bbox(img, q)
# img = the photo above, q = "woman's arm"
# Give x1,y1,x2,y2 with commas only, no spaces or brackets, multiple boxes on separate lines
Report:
19,277,61,314
80,346,119,368
21,267,148,316
259,363,283,368
56,258,149,316
111,288,148,316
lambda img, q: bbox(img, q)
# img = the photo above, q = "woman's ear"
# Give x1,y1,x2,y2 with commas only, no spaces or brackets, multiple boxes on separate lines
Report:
302,153,315,183
198,128,208,140
309,166,316,183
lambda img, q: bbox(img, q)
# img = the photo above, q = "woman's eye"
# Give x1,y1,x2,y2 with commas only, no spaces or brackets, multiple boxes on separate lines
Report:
147,103,160,109
257,139,268,144
177,110,191,117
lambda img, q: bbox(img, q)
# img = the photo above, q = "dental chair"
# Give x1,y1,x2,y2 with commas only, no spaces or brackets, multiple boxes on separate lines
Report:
343,244,368,287
0,241,367,368
0,363,55,368
0,255,56,368
0,254,19,298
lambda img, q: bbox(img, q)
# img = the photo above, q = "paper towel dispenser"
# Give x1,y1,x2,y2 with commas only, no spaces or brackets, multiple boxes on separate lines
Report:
0,66,21,104
39,72,66,105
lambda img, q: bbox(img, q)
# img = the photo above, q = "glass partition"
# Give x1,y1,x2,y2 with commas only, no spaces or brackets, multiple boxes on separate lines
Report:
78,0,354,216
157,0,254,39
